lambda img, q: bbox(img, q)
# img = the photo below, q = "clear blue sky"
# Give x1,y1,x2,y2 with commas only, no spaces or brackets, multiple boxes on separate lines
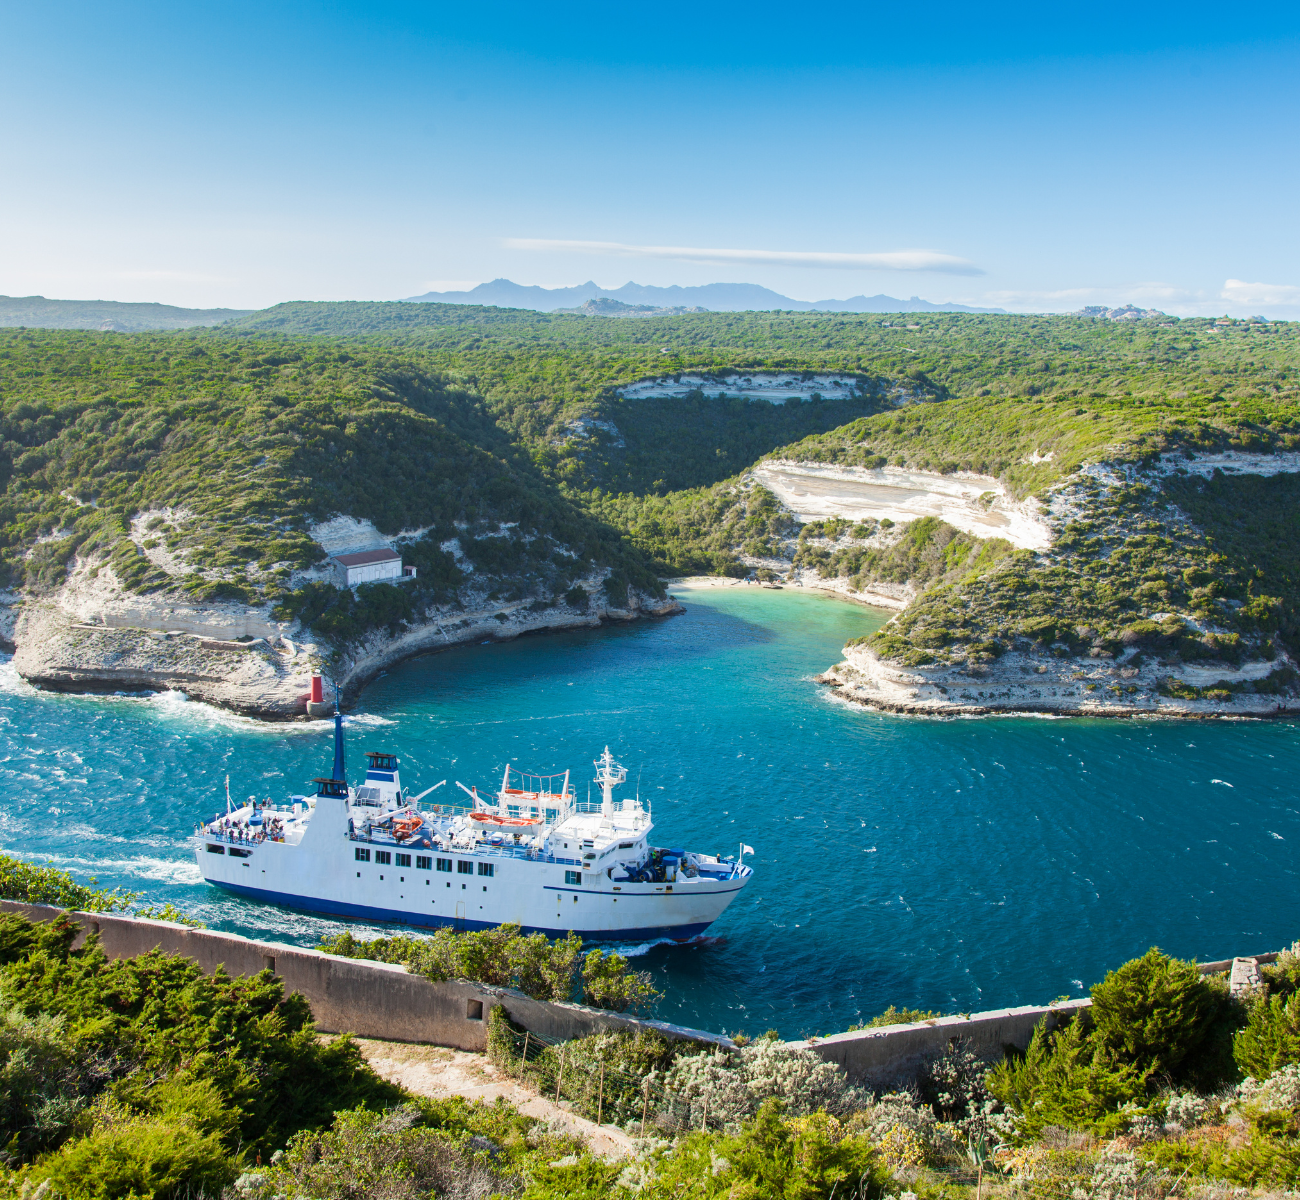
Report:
3,1,1299,316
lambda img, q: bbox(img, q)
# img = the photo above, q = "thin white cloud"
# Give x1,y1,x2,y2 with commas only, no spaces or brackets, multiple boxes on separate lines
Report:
1222,279,1300,307
503,238,984,276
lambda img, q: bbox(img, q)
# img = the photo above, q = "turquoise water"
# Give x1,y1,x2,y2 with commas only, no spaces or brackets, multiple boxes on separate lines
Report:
3,583,1300,1038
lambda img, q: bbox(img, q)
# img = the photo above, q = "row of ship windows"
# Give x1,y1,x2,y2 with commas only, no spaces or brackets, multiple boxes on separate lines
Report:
352,848,583,887
354,849,494,876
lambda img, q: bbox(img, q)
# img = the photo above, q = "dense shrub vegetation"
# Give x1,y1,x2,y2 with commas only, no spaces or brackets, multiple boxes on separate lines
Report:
7,307,1300,662
226,303,1300,427
0,852,200,926
8,898,1300,1198
0,913,401,1188
0,330,661,642
318,924,661,1013
858,468,1300,671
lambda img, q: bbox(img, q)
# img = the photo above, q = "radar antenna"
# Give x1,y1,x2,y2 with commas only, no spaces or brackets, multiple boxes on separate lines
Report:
593,746,626,817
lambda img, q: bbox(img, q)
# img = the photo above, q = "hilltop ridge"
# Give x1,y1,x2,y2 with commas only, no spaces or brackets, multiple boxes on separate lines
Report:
0,295,251,331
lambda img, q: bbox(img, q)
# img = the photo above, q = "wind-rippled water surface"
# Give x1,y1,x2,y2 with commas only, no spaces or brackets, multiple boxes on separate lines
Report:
2,582,1299,1038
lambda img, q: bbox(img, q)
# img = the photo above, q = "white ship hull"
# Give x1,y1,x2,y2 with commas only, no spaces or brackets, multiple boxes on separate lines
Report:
194,731,752,942
196,807,746,940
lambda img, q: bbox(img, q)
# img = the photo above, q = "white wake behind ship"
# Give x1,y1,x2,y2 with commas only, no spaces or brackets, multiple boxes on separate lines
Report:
193,711,753,941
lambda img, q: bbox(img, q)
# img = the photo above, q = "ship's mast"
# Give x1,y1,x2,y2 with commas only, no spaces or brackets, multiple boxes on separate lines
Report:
331,687,346,783
593,746,626,818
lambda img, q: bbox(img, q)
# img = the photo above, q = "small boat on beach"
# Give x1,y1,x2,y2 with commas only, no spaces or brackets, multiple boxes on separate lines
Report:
192,709,754,941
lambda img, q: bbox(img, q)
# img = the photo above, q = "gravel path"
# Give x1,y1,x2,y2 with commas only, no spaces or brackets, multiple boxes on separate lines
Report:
353,1037,636,1161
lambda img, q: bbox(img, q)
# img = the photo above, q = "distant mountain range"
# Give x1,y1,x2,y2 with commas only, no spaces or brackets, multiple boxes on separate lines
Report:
0,295,252,332
402,279,1006,314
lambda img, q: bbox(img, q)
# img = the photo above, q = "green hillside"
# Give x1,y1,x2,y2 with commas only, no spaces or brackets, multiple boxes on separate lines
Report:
0,329,660,643
227,300,1300,493
5,304,1300,669
227,301,1300,413
0,296,251,332
758,380,1300,668
775,386,1300,492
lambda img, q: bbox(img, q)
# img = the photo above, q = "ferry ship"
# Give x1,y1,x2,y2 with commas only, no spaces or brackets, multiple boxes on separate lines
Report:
192,710,753,941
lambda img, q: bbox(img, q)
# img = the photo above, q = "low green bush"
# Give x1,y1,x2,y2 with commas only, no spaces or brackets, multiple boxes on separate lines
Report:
1141,1104,1300,1188
988,947,1243,1142
318,924,660,1013
0,914,401,1174
848,1004,942,1030
1090,946,1240,1088
0,853,203,926
986,1015,1151,1140
0,996,107,1165
0,854,135,914
552,1098,894,1200
657,1038,866,1133
12,1106,235,1200
238,1103,542,1200
1236,992,1300,1079
487,1006,695,1127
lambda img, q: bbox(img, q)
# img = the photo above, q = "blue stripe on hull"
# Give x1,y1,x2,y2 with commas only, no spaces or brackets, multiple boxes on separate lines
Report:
208,880,714,942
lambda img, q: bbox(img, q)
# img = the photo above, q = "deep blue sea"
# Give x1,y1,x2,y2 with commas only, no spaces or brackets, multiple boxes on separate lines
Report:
2,583,1298,1039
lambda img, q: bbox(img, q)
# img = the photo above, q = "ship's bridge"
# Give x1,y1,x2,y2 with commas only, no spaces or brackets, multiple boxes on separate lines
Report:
365,751,399,778
352,750,405,809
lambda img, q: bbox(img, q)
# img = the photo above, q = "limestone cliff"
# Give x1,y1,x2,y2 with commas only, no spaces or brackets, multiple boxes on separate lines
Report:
818,641,1299,718
720,451,1300,719
6,527,680,720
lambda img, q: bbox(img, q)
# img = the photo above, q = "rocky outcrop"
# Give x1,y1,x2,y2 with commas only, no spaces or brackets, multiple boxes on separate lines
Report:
752,460,1051,550
13,604,316,718
6,555,682,720
817,642,1299,718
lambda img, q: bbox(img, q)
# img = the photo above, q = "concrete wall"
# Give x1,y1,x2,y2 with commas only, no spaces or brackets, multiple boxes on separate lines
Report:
790,1002,1092,1090
791,951,1278,1089
2,901,1272,1091
0,901,731,1053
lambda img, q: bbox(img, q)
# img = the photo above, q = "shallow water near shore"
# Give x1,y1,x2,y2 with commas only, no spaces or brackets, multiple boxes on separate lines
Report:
3,582,1300,1039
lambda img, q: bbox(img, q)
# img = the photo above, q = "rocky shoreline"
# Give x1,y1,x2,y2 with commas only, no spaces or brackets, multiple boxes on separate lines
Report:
7,585,682,721
327,590,683,712
816,642,1300,719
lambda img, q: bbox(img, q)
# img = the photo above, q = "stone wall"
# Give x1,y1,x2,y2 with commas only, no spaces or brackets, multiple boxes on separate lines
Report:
0,901,731,1052
789,949,1279,1088
2,901,1274,1089
789,1002,1092,1089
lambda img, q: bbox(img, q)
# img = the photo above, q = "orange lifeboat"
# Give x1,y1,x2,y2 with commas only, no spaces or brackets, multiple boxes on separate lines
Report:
470,811,543,827
392,816,423,839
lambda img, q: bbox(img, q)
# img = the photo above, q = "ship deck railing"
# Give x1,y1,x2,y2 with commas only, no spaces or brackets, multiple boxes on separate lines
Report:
200,828,285,845
344,829,582,866
418,803,476,818
569,799,646,816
